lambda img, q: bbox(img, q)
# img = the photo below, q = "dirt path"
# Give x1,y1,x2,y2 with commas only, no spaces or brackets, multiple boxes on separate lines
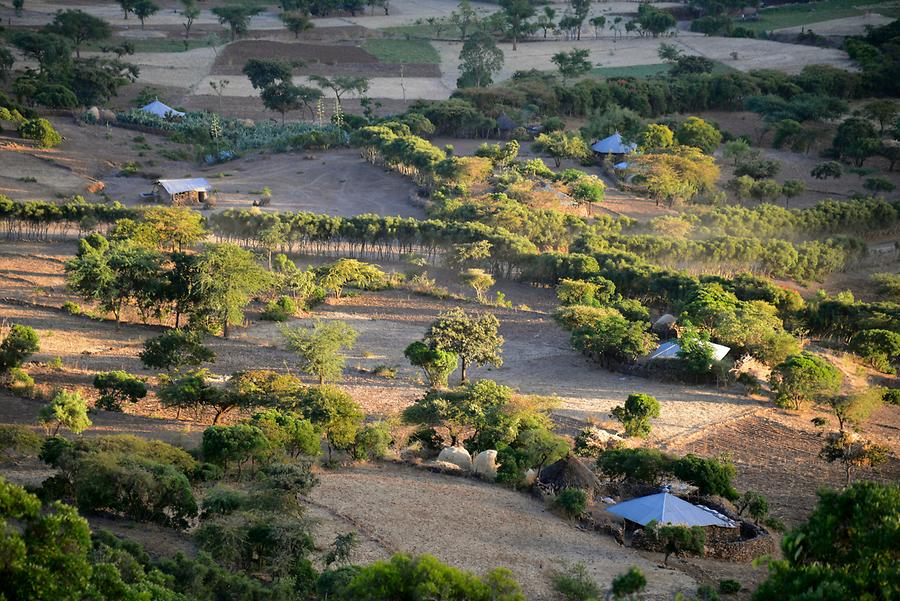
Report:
304,461,697,600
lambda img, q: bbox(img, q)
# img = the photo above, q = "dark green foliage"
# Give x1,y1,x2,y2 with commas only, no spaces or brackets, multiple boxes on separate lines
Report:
849,328,900,373
884,388,900,405
611,393,661,438
719,579,741,595
338,553,524,601
553,487,587,519
551,564,601,601
351,422,392,461
753,482,899,601
425,308,503,384
646,520,706,564
0,324,39,373
19,118,63,148
404,340,458,389
92,370,147,411
0,424,43,458
597,448,674,484
293,385,364,459
496,425,569,486
261,295,298,322
611,566,647,600
770,352,842,409
250,408,320,459
201,424,267,474
572,315,656,367
671,454,739,500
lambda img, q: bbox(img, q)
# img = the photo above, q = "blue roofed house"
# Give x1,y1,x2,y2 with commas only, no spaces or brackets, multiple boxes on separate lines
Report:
591,132,637,157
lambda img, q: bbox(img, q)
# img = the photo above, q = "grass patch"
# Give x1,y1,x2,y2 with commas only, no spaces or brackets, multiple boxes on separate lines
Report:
380,18,457,40
362,38,440,63
84,34,224,54
736,0,898,32
588,60,736,79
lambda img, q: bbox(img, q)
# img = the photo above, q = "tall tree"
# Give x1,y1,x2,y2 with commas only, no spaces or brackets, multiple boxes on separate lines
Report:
243,58,295,90
551,48,591,83
212,4,262,41
197,244,272,338
457,30,504,88
569,0,590,40
281,320,358,385
309,75,369,107
46,9,112,58
281,11,314,38
425,308,503,384
132,0,159,30
118,0,136,19
182,0,200,48
499,0,535,50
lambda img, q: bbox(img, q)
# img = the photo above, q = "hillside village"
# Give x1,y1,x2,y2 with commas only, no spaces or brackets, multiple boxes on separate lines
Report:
0,0,898,600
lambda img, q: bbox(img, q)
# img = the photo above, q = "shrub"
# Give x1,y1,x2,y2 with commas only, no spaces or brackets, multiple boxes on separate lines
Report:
61,301,82,315
770,352,842,409
719,579,741,594
73,452,198,528
6,367,35,397
0,424,42,459
611,393,661,438
553,487,588,519
645,520,706,564
351,422,392,461
0,324,40,373
92,370,148,411
140,329,215,371
19,118,62,147
597,448,674,484
552,563,601,601
201,424,267,475
553,304,622,331
201,486,247,518
38,390,91,435
672,454,739,500
884,388,900,405
404,341,458,389
261,295,298,321
611,567,647,600
849,328,900,373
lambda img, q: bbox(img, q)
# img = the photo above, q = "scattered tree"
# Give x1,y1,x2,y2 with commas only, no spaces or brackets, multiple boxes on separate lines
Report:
281,320,358,385
404,341,458,389
457,31,504,88
645,521,705,564
93,370,148,411
425,308,503,384
46,9,112,58
38,390,91,435
140,329,215,372
611,393,660,438
770,352,842,410
552,49,592,83
0,324,39,374
212,4,262,41
132,0,159,30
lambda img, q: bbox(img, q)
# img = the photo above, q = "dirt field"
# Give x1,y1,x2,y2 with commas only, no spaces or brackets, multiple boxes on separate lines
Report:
303,462,699,601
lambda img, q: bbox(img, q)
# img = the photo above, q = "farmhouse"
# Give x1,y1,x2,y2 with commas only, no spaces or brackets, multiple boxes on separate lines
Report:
153,178,212,205
607,492,737,529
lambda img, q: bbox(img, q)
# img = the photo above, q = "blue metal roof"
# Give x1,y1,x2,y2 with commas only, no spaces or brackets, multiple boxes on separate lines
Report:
606,493,737,528
591,132,637,154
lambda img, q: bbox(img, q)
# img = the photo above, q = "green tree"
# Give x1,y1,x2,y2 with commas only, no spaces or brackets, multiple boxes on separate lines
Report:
532,130,590,167
611,567,646,601
316,258,385,299
675,116,722,154
636,5,675,37
281,11,314,38
281,320,358,384
201,424,267,475
551,49,592,83
770,352,842,410
261,81,304,124
645,521,705,564
92,371,147,411
295,385,364,459
736,491,770,524
496,425,569,485
157,368,232,422
182,0,200,47
460,268,495,302
425,308,503,384
38,390,91,435
19,118,62,148
499,0,534,50
780,179,805,207
352,421,392,461
611,393,661,438
243,58,294,90
639,124,674,151
811,161,842,180
672,454,739,500
569,176,605,215
308,74,369,107
131,0,159,30
723,138,751,166
0,324,39,374
118,0,135,19
597,448,674,484
863,99,897,133
140,328,215,371
753,482,899,601
197,243,272,338
212,4,262,41
819,431,888,486
46,9,111,58
404,341,458,389
457,31,504,88
250,408,320,459
849,329,900,373
832,117,880,167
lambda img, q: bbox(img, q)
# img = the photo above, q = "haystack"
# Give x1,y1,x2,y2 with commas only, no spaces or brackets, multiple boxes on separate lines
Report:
473,450,498,480
539,455,606,499
437,446,472,471
652,313,677,336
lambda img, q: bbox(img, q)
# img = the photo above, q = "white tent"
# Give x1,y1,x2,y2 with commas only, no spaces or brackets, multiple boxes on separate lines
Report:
140,100,185,119
607,492,737,528
648,340,730,362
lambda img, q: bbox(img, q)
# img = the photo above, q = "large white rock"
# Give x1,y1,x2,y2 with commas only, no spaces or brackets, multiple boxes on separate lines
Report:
437,446,472,471
473,450,498,480
524,468,538,485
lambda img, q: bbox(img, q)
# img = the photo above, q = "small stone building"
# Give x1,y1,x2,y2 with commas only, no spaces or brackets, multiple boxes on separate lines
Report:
154,178,212,205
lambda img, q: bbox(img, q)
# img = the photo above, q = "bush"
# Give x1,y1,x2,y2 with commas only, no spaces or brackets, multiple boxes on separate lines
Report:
849,328,900,373
38,390,91,435
770,352,842,409
719,579,741,594
671,454,739,500
552,564,601,601
611,393,661,438
261,295,298,321
140,329,215,371
18,118,62,148
62,301,82,315
0,324,40,373
553,487,588,519
884,388,900,405
351,422,392,461
611,567,647,600
0,424,42,458
92,370,148,411
646,520,706,564
597,448,674,484
6,367,35,397
201,424,267,475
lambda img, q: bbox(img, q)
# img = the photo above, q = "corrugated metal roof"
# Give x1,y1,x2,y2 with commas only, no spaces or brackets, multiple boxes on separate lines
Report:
591,132,637,154
157,178,211,195
607,493,737,528
648,340,730,362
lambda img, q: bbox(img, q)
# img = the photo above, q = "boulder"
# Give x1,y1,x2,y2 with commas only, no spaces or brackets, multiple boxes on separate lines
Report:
472,450,498,480
652,313,677,335
524,468,538,486
437,446,472,472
